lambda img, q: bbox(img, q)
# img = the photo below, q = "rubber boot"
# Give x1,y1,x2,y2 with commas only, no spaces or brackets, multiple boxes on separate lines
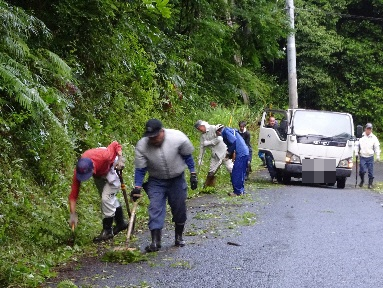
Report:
145,229,161,252
113,206,128,236
93,217,114,243
359,173,365,187
368,178,374,189
245,162,251,181
175,223,185,247
204,175,216,188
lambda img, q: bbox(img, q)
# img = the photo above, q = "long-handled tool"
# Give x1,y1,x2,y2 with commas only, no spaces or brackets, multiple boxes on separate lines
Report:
112,195,141,251
355,155,358,188
125,196,140,247
116,169,131,218
113,169,142,251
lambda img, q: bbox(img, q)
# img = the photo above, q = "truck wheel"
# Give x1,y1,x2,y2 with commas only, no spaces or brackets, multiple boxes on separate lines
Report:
336,178,346,189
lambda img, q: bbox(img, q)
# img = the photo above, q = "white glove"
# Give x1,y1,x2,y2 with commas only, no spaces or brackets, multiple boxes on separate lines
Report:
198,158,202,166
376,156,380,162
203,140,211,147
116,156,125,170
69,213,78,228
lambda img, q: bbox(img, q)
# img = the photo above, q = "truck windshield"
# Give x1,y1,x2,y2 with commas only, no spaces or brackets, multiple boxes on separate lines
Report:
293,110,352,139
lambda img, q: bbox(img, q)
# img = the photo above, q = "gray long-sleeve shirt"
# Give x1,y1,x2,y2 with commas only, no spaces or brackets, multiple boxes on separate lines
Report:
198,124,228,163
135,129,195,179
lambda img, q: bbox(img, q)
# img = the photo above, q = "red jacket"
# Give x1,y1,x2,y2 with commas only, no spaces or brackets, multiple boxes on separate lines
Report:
69,141,122,201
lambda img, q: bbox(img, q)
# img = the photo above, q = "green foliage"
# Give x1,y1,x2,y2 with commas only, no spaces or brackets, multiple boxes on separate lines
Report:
57,280,78,288
293,0,383,130
7,0,383,286
102,249,149,264
0,0,73,127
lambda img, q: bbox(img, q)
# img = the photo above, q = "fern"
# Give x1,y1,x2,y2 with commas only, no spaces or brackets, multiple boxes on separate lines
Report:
0,0,73,129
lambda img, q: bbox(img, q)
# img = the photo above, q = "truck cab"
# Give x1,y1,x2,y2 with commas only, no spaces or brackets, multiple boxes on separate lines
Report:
258,109,355,188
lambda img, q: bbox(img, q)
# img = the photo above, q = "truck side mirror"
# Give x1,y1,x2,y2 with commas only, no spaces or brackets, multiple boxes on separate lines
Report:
356,125,363,138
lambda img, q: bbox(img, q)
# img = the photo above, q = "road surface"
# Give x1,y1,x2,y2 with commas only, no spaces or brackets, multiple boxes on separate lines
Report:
46,163,383,288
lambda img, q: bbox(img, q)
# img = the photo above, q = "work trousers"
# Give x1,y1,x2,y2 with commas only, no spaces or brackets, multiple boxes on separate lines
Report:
359,156,374,179
258,151,265,161
265,154,277,179
145,173,187,230
248,147,253,163
94,176,121,218
209,154,233,174
231,155,249,195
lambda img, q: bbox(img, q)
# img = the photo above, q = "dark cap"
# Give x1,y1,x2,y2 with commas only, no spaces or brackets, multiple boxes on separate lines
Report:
365,123,373,129
144,118,163,137
76,157,94,182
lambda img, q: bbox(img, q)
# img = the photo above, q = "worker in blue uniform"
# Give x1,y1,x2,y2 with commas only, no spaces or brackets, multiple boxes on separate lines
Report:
215,124,249,196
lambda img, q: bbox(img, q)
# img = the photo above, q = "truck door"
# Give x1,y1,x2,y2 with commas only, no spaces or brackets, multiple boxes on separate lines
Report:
258,110,289,169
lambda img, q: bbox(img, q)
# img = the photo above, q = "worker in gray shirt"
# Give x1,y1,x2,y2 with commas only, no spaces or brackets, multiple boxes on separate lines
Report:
132,119,198,252
195,120,233,187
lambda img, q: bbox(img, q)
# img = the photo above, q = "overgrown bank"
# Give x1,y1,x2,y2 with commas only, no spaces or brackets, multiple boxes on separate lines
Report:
0,106,262,287
2,0,383,286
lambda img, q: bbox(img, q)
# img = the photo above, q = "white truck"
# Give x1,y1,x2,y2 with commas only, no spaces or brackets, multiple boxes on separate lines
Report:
258,109,357,188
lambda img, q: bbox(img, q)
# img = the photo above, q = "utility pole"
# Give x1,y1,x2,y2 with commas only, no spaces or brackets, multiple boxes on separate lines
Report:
286,0,298,108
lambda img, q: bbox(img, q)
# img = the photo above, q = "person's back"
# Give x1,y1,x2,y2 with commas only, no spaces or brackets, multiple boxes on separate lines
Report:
216,125,249,196
199,124,228,160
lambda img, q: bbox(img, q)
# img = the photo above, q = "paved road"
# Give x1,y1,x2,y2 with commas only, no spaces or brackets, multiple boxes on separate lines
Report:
46,164,383,288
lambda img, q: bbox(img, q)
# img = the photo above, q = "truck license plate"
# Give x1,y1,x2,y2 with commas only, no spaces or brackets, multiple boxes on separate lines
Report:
302,159,336,184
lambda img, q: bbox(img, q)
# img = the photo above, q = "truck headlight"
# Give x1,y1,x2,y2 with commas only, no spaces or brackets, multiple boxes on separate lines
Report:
286,151,301,164
338,158,353,168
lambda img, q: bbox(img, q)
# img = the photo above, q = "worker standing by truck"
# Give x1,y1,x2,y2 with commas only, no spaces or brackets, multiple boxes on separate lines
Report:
238,121,253,180
265,116,279,183
356,123,380,189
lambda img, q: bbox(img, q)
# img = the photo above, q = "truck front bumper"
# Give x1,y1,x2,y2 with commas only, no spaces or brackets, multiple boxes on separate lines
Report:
285,163,352,178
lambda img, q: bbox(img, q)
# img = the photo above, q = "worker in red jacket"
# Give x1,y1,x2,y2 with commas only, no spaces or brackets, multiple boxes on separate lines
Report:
68,141,126,242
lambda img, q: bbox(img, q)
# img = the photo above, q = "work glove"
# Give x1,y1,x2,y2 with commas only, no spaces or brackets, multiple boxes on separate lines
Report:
130,187,141,202
190,173,198,190
115,156,125,170
69,212,78,228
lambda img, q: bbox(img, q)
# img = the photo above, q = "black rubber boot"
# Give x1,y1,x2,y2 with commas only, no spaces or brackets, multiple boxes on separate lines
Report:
113,206,128,236
245,162,251,181
359,173,365,187
93,217,114,243
175,223,185,247
145,229,161,252
368,178,374,189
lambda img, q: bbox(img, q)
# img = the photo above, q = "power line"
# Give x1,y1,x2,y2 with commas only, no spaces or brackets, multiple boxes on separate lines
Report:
295,7,383,22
